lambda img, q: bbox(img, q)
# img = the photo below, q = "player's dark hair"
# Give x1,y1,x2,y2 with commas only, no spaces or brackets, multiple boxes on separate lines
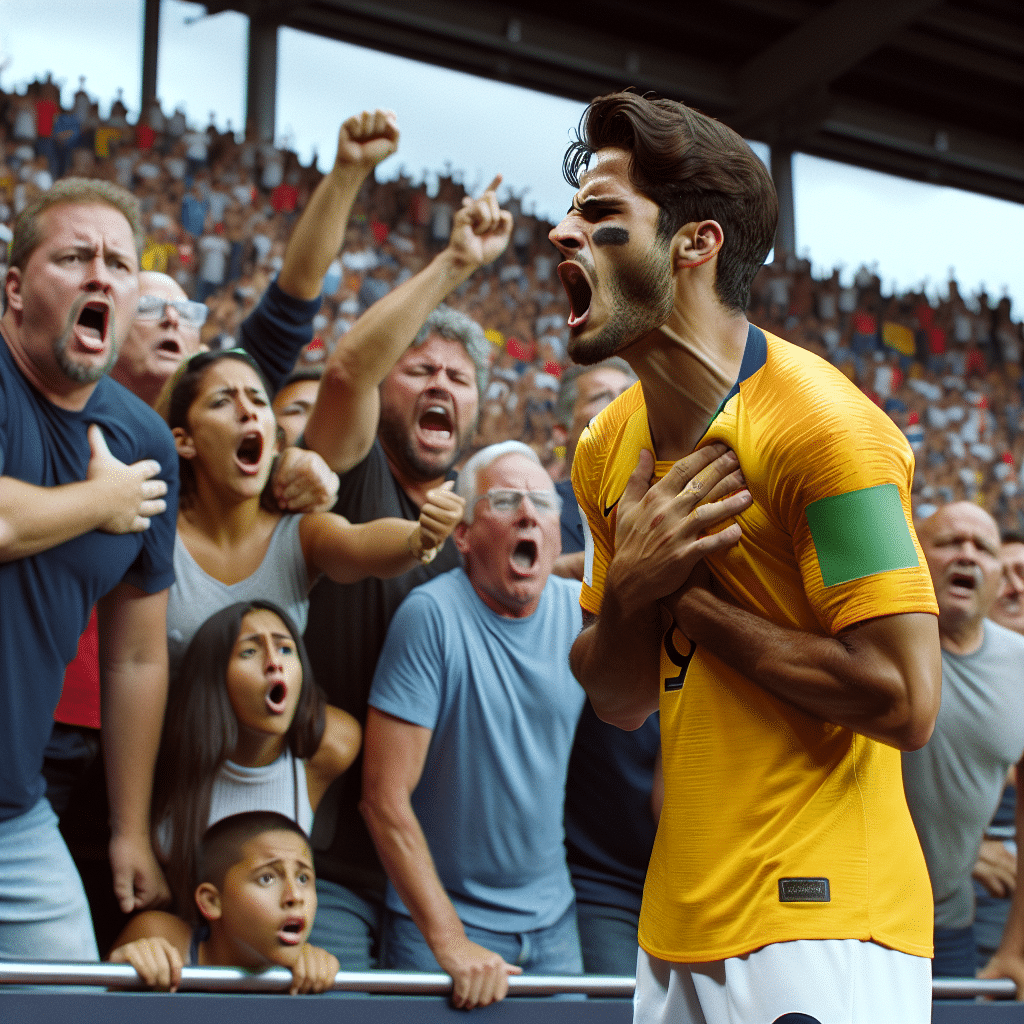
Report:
153,600,324,918
197,811,311,891
563,91,778,313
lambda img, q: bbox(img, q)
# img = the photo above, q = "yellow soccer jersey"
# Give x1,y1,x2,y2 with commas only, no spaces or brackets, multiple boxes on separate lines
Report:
572,324,938,963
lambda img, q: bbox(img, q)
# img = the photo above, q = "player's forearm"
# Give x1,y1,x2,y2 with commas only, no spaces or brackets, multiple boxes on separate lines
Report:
0,475,114,561
276,163,368,301
570,597,662,731
360,791,467,952
667,587,938,749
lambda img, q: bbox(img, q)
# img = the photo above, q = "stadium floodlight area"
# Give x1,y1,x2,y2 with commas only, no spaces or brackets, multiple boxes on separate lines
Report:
1,962,1022,1022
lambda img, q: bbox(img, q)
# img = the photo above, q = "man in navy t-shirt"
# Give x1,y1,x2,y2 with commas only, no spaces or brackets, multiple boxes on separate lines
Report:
0,178,178,961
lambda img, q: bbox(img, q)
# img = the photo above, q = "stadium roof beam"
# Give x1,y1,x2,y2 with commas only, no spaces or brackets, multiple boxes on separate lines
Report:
246,12,279,142
141,0,160,114
731,0,942,138
201,0,1024,205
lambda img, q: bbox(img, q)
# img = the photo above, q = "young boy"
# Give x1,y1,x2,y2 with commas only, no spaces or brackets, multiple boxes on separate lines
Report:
109,812,339,994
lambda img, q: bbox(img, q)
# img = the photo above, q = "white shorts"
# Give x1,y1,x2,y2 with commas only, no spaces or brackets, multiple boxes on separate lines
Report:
634,939,930,1024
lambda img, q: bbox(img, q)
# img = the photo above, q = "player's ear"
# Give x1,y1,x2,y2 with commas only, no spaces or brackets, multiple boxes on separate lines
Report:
195,882,222,921
172,426,196,459
672,220,724,272
454,520,470,555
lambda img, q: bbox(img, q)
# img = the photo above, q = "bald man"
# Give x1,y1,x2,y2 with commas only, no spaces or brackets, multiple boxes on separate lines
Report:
903,502,1024,992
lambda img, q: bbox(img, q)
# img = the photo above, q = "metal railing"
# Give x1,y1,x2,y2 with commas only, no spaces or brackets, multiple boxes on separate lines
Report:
0,961,1017,999
0,962,633,995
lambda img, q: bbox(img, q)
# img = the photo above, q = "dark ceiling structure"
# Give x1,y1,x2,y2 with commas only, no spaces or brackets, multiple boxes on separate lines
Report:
203,0,1023,206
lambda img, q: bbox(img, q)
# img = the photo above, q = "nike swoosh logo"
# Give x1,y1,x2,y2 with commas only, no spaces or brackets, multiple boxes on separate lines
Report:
603,499,619,517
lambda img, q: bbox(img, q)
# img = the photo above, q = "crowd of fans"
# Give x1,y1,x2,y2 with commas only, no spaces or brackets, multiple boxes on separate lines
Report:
3,74,1020,525
2,73,1024,1001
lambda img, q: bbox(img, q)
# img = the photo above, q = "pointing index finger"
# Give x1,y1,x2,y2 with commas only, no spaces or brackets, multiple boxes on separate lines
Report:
482,174,502,195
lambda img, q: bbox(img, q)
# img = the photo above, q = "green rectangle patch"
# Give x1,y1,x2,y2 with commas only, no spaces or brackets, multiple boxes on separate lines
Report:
805,483,919,587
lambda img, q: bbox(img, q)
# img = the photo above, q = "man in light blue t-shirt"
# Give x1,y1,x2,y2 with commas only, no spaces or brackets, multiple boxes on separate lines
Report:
362,440,585,1011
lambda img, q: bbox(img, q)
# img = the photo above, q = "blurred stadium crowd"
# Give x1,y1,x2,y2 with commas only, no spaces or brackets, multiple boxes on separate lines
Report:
1,74,1020,526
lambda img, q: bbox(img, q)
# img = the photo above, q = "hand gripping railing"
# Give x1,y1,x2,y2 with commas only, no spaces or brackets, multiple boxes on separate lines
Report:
0,962,1018,998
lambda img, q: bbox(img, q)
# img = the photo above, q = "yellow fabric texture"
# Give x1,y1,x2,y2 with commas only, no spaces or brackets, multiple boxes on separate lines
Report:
572,328,938,963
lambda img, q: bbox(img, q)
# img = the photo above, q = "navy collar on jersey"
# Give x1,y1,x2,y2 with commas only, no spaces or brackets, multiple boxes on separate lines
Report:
707,322,768,429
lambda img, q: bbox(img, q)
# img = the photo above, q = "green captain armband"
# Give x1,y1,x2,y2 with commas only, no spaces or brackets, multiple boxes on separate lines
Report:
805,483,919,587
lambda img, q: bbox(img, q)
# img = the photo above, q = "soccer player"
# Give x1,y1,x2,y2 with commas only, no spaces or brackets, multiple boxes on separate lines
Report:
551,92,942,1023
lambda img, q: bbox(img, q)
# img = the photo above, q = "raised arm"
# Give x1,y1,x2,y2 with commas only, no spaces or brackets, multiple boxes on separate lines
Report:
304,178,512,473
570,446,749,730
275,110,399,302
665,587,940,751
240,111,401,391
0,424,167,561
360,707,521,1009
99,582,171,913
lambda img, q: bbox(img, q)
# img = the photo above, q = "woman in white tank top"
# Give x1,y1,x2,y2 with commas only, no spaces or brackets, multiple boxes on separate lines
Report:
159,349,463,669
154,599,351,912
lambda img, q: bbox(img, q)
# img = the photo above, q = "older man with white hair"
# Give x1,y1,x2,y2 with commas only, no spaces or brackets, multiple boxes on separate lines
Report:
361,440,585,1010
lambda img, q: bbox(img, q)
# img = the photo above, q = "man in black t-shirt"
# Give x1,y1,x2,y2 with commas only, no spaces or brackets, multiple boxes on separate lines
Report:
303,175,512,968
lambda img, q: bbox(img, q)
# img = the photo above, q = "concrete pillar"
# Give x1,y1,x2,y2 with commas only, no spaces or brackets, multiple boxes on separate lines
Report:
140,0,161,114
246,16,278,143
770,146,796,259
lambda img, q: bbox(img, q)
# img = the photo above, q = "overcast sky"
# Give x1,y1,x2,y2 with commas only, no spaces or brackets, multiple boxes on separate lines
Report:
2,0,1021,310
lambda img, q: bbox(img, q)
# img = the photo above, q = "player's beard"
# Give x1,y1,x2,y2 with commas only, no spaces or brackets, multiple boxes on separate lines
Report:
567,239,675,366
53,308,120,383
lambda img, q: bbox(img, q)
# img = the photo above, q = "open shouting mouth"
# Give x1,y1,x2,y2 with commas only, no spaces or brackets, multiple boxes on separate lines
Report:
235,431,266,476
557,262,593,331
511,539,538,574
265,681,288,715
277,917,306,945
74,300,110,353
416,397,456,450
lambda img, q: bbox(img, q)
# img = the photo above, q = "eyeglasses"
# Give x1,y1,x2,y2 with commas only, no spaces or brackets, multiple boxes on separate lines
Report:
476,488,562,516
136,295,208,327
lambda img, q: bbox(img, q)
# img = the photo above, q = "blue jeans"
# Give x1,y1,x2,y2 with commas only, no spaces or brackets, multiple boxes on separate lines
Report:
933,923,977,979
308,878,385,970
0,798,98,961
576,901,640,976
385,902,583,975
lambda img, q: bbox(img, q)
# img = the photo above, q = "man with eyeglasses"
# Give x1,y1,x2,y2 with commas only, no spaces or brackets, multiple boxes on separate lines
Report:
361,441,586,1010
